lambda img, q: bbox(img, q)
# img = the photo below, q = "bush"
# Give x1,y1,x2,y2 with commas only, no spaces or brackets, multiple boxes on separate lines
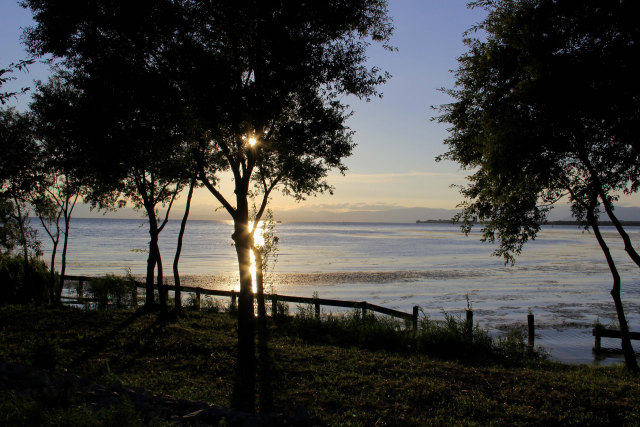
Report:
86,273,138,310
0,253,51,305
279,304,544,364
415,313,494,361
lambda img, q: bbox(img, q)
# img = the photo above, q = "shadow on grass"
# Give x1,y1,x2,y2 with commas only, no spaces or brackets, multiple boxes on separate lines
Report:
70,306,171,377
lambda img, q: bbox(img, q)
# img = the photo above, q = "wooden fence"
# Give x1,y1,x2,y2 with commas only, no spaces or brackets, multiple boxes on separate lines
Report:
62,275,420,329
592,324,640,352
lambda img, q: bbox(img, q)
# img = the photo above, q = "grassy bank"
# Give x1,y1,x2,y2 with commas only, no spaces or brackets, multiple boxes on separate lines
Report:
0,305,639,425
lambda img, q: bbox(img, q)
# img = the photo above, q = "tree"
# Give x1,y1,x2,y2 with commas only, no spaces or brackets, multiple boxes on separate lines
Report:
0,108,43,287
171,1,393,411
30,76,87,304
23,1,193,311
437,0,640,370
23,0,394,410
1,59,40,263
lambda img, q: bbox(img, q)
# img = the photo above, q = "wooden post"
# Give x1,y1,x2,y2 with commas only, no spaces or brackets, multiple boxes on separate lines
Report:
412,306,419,331
527,314,535,347
272,294,277,317
195,288,201,311
465,309,473,336
314,301,320,320
594,324,602,352
231,290,237,310
131,283,137,308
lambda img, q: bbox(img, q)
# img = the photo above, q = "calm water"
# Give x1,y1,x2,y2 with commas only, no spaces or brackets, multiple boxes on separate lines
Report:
33,217,640,365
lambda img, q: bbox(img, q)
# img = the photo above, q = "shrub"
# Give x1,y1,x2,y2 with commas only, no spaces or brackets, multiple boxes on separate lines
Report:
415,313,495,361
279,303,545,364
0,253,50,305
86,273,138,310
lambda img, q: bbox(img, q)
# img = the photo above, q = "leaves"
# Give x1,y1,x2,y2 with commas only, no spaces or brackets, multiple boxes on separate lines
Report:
437,0,640,262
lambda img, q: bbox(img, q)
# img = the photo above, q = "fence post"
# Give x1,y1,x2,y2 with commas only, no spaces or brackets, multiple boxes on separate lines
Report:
412,306,419,331
314,301,320,320
272,294,277,317
527,313,535,347
361,302,367,323
465,309,473,336
78,278,84,300
195,288,201,311
594,323,602,352
131,282,137,308
231,290,237,311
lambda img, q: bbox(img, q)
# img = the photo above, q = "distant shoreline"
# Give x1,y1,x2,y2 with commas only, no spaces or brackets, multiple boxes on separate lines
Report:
416,219,640,226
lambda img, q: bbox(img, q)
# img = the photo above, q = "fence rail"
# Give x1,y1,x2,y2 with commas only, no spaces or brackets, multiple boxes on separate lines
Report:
592,325,640,352
62,275,419,329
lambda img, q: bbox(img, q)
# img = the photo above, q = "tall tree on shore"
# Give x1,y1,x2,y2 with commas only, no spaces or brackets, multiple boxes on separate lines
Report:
23,1,192,311
0,107,42,291
30,76,86,304
22,0,394,409
1,60,41,289
174,0,393,411
437,0,640,370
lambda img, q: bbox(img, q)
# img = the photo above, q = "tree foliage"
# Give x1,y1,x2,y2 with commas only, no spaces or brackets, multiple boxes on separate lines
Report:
0,60,34,105
0,108,42,260
23,1,195,309
438,0,640,262
437,0,640,370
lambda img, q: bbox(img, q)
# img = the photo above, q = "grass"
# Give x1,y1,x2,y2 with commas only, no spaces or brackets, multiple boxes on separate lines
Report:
1,304,639,425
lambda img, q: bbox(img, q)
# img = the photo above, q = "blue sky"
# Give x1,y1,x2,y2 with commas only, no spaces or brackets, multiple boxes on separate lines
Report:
4,1,636,221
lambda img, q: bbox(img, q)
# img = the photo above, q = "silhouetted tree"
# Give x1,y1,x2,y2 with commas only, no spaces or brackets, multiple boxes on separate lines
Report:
30,76,87,304
173,1,393,411
23,1,194,311
23,0,394,409
437,0,640,370
0,107,43,297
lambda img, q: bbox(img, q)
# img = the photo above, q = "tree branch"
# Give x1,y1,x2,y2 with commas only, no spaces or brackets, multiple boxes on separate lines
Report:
198,166,237,219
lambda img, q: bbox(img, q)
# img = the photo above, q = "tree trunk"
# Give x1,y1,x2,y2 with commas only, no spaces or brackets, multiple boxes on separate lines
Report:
230,214,256,413
598,190,640,269
156,242,166,312
48,238,58,304
588,208,638,371
253,245,273,412
15,200,32,301
57,212,71,304
145,226,158,308
173,177,195,312
253,246,266,321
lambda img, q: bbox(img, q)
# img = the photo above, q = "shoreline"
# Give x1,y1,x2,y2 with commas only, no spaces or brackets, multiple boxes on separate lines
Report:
64,272,631,366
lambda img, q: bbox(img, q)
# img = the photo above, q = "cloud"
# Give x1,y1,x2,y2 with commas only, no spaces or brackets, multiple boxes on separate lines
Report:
280,202,405,212
328,171,466,184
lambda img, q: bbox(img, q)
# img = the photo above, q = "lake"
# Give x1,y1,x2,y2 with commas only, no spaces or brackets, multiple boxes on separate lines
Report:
33,217,640,365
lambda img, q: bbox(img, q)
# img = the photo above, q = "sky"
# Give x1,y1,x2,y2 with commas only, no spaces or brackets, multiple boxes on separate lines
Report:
2,1,638,222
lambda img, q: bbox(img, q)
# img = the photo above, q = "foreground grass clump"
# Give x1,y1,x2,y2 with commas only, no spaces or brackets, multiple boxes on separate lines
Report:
284,304,543,364
0,391,155,427
0,305,639,426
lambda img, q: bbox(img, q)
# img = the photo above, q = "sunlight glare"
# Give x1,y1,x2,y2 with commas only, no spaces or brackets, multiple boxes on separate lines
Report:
247,220,266,293
250,251,257,293
248,136,257,147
